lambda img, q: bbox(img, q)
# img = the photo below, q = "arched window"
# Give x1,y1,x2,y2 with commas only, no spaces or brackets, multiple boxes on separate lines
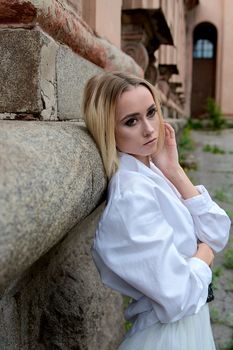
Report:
193,39,214,59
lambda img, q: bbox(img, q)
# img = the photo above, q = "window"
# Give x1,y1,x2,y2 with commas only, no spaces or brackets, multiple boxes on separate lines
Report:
193,39,214,59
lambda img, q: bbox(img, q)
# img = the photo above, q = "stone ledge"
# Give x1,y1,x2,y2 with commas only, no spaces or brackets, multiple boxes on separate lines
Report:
56,44,103,120
0,29,57,116
0,0,143,76
0,29,102,119
0,120,106,292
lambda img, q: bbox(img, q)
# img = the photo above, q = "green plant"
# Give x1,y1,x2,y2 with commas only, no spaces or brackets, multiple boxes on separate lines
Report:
178,126,195,152
212,266,222,290
223,248,233,269
123,296,133,332
202,144,226,154
178,126,196,169
188,119,203,130
226,120,233,129
205,97,226,130
213,189,233,205
125,320,133,332
213,188,228,202
210,307,221,323
222,335,233,350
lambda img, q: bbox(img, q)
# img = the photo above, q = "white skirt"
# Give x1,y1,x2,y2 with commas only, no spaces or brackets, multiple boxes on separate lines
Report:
118,304,216,350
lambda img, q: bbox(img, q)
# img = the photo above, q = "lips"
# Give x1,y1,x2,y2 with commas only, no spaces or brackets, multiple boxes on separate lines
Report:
144,138,157,145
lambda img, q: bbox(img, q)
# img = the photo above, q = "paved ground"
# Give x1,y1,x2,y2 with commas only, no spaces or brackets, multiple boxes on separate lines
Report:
187,129,233,350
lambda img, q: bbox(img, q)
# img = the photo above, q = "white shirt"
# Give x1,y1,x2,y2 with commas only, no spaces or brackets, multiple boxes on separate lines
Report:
92,153,231,336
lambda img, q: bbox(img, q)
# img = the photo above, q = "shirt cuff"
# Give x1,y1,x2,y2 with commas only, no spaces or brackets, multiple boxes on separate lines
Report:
188,257,212,284
181,185,213,215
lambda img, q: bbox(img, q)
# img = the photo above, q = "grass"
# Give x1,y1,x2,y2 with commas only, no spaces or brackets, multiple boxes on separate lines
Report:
213,188,233,205
210,307,221,324
213,188,228,202
222,336,233,350
178,126,195,152
178,126,197,170
188,119,203,130
188,96,233,132
188,98,226,131
206,97,226,130
123,296,133,332
226,120,233,129
125,320,133,332
202,144,233,155
212,266,222,290
202,144,226,154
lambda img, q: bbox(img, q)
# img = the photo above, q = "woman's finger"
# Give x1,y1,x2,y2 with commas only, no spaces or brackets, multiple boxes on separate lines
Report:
164,123,176,140
164,123,175,136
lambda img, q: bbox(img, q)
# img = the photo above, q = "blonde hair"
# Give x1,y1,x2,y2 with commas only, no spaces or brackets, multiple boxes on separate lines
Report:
83,71,164,180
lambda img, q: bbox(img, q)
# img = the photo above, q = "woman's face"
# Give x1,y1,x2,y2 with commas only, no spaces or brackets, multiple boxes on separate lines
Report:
115,85,160,166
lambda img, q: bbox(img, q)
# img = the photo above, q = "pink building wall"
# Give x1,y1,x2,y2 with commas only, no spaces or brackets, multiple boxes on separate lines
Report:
82,0,122,48
186,0,233,117
95,0,122,49
221,0,233,116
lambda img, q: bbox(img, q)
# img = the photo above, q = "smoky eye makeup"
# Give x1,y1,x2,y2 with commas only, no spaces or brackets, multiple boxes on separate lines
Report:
147,106,157,117
124,117,137,127
120,103,157,126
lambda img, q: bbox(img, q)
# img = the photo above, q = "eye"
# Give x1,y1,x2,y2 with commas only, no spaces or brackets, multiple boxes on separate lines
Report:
125,118,137,127
147,107,157,118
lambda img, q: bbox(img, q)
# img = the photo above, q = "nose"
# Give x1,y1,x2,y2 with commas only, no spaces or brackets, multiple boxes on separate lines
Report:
142,119,154,137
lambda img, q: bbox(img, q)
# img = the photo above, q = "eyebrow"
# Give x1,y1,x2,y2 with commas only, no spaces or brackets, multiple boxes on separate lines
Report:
120,103,156,122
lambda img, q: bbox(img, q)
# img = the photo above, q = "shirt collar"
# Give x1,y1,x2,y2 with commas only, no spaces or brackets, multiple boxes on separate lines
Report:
118,152,154,175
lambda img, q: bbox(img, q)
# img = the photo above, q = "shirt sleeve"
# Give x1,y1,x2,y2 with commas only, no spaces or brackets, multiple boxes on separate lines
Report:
97,178,212,324
181,185,231,252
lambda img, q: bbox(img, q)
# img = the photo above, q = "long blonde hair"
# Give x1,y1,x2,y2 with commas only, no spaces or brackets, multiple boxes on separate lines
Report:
83,71,164,180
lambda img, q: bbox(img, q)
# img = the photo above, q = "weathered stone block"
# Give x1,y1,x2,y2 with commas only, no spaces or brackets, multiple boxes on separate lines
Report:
0,28,102,120
62,0,82,15
0,205,124,349
0,120,106,292
56,45,102,120
0,29,41,114
0,29,58,118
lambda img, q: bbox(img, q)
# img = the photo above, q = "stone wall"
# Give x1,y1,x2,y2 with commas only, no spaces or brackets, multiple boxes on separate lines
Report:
0,1,134,348
0,1,188,348
0,118,125,349
0,202,124,350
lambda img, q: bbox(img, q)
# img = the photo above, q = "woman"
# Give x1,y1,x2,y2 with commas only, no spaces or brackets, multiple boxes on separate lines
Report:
83,71,231,350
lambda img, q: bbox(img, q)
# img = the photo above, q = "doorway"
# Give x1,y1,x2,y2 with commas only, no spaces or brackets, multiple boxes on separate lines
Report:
191,22,217,118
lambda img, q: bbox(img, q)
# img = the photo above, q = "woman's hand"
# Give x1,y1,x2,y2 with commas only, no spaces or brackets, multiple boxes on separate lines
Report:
194,243,215,267
151,122,180,178
152,122,200,199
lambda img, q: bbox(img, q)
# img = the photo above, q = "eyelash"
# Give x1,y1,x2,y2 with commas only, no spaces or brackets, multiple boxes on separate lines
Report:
147,107,157,118
124,108,157,127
